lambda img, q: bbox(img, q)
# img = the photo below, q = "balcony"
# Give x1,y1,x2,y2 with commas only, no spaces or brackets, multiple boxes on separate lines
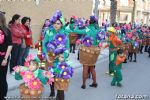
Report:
99,5,133,12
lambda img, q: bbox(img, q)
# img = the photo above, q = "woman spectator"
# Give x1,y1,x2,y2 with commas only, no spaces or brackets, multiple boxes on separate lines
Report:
18,17,33,66
9,14,25,73
0,12,12,100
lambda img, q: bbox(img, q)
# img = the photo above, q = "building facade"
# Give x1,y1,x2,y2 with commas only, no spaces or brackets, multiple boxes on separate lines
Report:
0,0,150,42
0,0,93,43
99,0,150,26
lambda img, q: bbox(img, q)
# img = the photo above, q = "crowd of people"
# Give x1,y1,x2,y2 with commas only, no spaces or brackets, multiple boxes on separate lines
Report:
0,10,150,100
0,12,33,100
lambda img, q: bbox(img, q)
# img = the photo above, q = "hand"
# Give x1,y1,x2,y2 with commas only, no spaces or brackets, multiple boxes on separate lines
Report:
22,30,26,34
1,59,7,66
46,73,52,78
15,67,20,73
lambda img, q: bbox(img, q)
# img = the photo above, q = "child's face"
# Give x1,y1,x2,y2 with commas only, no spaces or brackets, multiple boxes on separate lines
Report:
29,61,37,71
59,54,64,62
119,53,124,57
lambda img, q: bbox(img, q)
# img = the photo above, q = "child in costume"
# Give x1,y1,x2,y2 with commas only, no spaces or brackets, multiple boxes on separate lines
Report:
128,34,139,62
14,55,53,85
68,16,78,53
43,10,74,99
41,19,52,37
106,27,122,76
13,55,54,99
111,49,126,87
137,27,145,54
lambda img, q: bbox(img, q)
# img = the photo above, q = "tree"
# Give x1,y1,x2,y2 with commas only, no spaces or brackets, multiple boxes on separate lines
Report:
93,0,100,20
131,0,136,23
110,0,117,26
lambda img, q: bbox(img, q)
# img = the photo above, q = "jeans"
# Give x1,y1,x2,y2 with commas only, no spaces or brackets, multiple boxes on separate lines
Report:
10,44,21,73
18,46,30,66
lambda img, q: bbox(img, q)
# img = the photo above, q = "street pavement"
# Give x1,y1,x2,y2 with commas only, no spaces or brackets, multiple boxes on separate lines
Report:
7,49,150,100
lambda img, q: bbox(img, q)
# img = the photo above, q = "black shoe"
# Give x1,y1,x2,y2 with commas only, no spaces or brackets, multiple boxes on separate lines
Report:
111,82,116,86
73,51,75,53
117,83,123,87
140,52,143,54
81,85,86,89
89,83,98,88
49,92,55,97
133,60,136,62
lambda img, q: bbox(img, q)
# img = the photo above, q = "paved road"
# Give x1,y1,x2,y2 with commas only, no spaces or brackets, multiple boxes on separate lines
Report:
65,53,150,100
7,52,150,100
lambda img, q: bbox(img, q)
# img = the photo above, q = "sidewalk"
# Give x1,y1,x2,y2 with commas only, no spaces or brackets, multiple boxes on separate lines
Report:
7,48,109,92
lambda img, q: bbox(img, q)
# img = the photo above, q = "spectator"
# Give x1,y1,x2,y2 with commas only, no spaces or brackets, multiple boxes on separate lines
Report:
18,17,33,66
0,12,12,100
9,14,25,73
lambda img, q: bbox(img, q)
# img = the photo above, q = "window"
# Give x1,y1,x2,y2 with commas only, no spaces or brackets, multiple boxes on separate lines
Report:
120,0,128,6
105,0,110,6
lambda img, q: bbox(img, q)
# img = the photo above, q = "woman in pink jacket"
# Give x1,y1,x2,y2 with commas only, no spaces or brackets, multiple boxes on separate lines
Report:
9,14,25,73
